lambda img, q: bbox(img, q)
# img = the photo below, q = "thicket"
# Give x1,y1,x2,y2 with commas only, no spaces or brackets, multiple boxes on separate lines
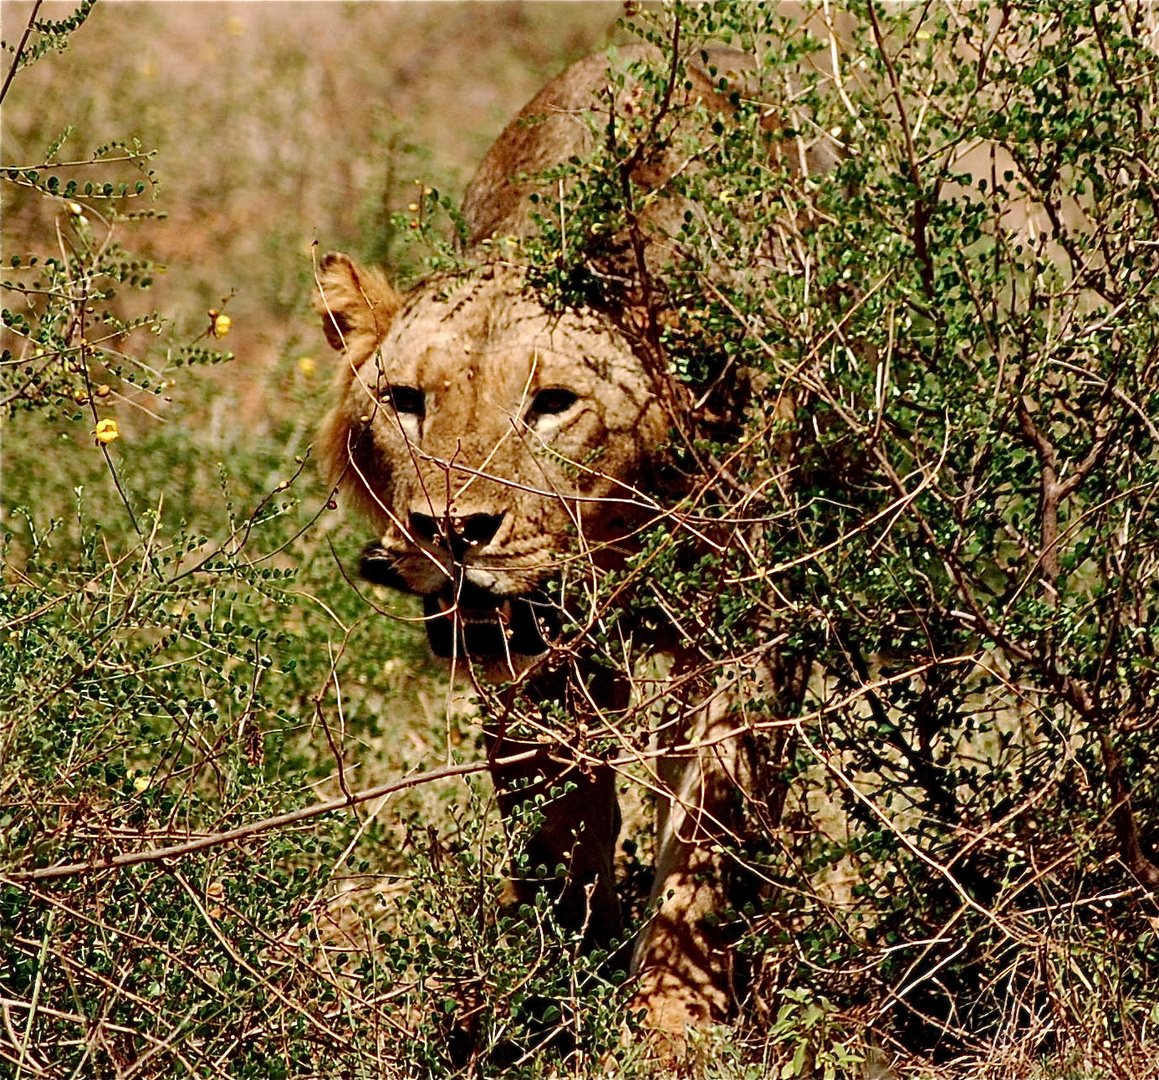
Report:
3,2,1158,1079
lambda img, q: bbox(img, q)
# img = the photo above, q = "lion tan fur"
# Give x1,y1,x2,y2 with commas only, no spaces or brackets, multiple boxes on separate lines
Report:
315,257,667,603
315,46,787,1050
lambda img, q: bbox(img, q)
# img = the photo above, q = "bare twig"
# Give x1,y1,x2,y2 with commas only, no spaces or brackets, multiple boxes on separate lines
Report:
0,0,43,106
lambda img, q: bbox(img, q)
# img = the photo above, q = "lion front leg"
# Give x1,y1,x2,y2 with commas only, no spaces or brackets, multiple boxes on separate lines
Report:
628,651,808,1053
487,734,624,950
628,695,742,1043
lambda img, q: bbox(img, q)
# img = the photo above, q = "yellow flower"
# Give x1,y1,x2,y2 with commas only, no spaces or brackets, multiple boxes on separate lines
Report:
94,418,120,444
296,355,316,376
133,774,149,793
211,313,232,339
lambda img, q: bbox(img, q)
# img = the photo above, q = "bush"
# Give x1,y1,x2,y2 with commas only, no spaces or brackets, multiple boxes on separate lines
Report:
500,3,1159,1075
1,3,620,1076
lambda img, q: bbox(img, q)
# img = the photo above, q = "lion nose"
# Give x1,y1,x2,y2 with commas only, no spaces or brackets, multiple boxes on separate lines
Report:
410,511,505,558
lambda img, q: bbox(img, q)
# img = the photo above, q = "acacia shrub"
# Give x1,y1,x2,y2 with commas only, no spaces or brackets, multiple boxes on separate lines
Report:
504,2,1159,1073
2,6,604,1077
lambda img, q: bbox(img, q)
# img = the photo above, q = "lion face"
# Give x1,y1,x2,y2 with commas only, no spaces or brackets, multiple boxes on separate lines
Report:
316,254,667,668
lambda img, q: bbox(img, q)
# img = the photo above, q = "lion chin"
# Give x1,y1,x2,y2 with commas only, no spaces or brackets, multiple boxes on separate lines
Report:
359,543,559,665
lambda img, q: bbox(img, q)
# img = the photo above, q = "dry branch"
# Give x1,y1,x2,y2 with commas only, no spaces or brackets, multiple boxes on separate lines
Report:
5,752,539,884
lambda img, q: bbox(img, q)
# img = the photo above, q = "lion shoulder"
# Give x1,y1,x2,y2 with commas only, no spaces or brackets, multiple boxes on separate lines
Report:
461,45,657,246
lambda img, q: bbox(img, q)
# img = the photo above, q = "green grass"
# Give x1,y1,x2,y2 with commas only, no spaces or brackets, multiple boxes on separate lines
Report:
1,4,646,1076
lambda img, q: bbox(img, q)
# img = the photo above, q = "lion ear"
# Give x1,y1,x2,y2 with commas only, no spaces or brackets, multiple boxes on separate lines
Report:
315,251,401,352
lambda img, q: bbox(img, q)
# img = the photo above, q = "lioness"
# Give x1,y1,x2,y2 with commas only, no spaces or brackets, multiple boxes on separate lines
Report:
316,44,816,1042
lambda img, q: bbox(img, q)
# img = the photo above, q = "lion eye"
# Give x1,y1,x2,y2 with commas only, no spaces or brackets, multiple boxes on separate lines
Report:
381,385,425,417
529,388,578,416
